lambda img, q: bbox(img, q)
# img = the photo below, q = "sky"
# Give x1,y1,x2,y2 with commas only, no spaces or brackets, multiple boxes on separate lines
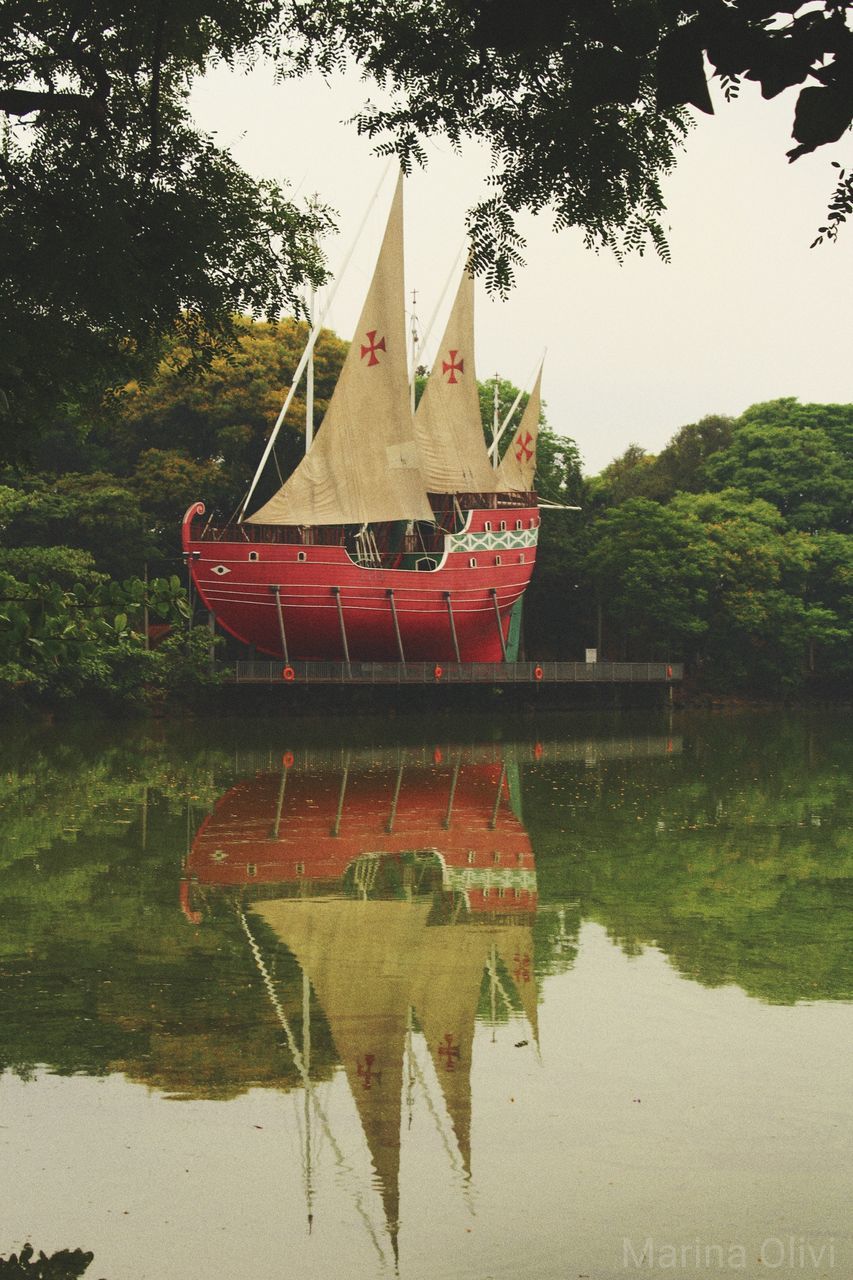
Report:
191,64,852,474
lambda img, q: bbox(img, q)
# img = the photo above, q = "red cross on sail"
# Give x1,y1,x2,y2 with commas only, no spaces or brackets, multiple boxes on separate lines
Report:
515,431,534,463
437,1033,461,1072
360,330,386,366
357,1053,382,1089
442,350,464,384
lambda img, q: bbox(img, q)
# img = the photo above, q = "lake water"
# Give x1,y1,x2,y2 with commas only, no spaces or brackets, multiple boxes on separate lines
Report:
1,710,850,1280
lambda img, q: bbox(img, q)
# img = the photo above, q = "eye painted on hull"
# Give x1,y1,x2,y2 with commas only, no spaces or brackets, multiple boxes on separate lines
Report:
211,565,231,576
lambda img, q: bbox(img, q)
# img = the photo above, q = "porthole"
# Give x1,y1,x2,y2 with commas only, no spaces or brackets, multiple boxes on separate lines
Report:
515,519,523,530
246,863,257,878
297,551,307,562
529,517,536,529
495,555,502,566
499,520,507,531
469,557,477,568
296,861,305,876
248,551,259,562
467,850,475,864
484,520,492,531
519,553,525,564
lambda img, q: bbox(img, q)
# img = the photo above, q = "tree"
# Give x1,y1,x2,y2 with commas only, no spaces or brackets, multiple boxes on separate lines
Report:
702,403,852,532
287,0,853,284
0,4,331,441
585,497,711,658
4,4,852,446
588,443,671,507
670,489,833,688
655,413,735,495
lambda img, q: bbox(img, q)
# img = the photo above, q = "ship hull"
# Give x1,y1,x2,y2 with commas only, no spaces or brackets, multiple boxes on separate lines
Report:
182,503,539,663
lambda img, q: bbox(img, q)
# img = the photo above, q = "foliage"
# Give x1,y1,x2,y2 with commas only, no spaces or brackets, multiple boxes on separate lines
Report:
0,717,849,1118
0,4,332,439
0,472,152,580
586,497,711,658
0,565,195,707
2,2,849,448
527,712,853,1004
702,409,852,532
282,0,853,285
0,1245,95,1280
544,398,853,690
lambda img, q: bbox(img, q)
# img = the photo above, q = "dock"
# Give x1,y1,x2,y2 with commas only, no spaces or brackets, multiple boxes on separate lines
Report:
231,659,683,685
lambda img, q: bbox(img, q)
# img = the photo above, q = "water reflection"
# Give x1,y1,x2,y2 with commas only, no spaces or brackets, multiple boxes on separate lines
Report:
183,754,541,1256
1,715,851,1279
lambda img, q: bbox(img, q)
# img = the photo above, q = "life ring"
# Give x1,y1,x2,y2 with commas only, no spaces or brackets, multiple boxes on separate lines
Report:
282,751,294,768
666,665,673,679
433,664,443,680
533,665,543,681
282,665,295,682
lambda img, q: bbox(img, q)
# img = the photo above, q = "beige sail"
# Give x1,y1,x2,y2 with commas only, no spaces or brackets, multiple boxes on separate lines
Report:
254,897,431,1245
411,925,489,1177
413,268,500,494
247,176,434,527
496,365,542,493
494,923,539,1045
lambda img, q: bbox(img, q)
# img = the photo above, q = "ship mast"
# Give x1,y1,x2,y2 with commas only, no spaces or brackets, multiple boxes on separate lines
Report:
409,288,419,417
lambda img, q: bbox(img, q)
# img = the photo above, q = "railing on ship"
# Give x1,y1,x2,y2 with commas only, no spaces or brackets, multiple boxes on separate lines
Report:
191,491,538,547
230,660,684,685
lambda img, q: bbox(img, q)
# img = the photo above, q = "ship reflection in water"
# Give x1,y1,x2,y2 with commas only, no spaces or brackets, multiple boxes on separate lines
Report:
182,750,542,1263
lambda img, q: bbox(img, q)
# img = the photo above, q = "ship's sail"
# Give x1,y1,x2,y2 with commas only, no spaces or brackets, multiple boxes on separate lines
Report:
410,926,487,1177
496,365,542,493
254,897,430,1244
413,267,500,494
247,176,434,527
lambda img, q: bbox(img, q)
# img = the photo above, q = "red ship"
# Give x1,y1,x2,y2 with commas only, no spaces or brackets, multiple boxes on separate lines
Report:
182,176,543,663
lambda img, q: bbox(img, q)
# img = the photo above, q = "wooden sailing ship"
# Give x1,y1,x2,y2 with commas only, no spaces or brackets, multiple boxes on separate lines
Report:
181,176,543,662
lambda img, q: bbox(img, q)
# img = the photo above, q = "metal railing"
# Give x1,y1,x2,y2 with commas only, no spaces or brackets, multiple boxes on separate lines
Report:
231,660,684,685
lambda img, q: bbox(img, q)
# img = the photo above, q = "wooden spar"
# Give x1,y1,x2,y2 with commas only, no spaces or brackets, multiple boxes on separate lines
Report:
409,288,419,416
306,286,315,452
238,161,394,522
273,765,288,839
331,756,350,837
332,587,351,671
488,351,545,460
272,585,289,663
489,762,507,831
387,589,406,665
444,592,461,662
490,588,508,661
386,763,404,833
443,760,461,830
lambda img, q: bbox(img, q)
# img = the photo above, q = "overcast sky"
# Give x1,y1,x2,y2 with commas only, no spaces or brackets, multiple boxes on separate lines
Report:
191,64,852,474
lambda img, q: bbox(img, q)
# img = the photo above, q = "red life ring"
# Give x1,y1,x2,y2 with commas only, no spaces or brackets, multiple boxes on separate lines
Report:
282,665,295,682
433,664,443,680
666,664,673,679
282,751,295,768
534,665,543,681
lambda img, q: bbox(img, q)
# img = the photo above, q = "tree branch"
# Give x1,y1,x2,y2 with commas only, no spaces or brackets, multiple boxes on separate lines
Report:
0,87,106,122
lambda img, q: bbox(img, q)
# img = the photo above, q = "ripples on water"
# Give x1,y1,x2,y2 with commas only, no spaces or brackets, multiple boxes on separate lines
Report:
0,712,850,1279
